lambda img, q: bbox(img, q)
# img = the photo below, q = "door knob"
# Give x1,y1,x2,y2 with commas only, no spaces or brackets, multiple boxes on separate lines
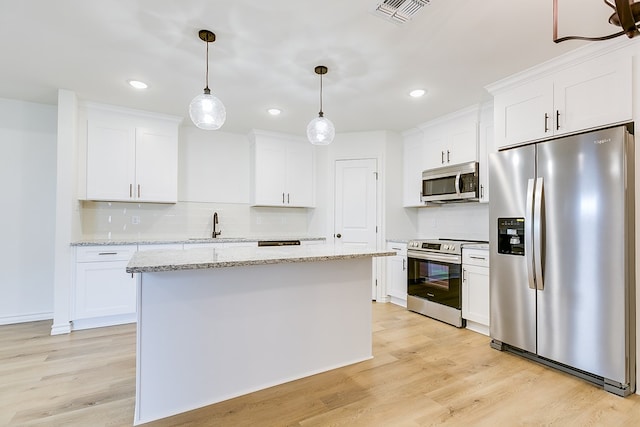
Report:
336,233,342,238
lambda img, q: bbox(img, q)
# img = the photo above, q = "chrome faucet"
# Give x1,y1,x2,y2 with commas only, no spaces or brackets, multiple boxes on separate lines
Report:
212,212,221,238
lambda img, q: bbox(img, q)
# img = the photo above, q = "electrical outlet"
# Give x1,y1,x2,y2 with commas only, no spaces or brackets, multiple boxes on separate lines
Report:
132,215,141,225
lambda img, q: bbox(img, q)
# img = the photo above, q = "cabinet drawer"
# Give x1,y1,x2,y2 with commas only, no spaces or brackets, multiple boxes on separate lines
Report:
463,248,489,267
76,245,137,262
387,242,407,256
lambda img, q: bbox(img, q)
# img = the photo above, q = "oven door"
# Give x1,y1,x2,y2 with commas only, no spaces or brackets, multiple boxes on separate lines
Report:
407,252,461,309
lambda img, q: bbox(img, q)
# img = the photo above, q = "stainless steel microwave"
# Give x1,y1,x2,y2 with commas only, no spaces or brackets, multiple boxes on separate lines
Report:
421,161,479,203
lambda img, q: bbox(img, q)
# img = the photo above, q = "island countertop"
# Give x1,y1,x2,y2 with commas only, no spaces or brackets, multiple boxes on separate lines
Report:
126,244,395,273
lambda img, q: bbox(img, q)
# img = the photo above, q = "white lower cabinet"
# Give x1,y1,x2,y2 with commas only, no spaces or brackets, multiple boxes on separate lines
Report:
462,247,490,335
73,245,137,330
386,242,407,307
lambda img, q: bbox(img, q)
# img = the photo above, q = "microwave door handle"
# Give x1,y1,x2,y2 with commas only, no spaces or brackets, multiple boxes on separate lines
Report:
455,172,461,197
525,178,536,290
533,177,544,291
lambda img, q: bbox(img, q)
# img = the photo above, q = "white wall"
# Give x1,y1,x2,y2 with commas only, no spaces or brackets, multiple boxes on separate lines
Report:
0,98,57,324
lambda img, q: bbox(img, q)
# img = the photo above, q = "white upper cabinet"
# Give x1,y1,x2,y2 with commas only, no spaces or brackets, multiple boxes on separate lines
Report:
420,108,478,171
402,106,485,207
402,130,425,207
478,103,494,203
492,52,632,149
82,103,181,203
249,130,315,208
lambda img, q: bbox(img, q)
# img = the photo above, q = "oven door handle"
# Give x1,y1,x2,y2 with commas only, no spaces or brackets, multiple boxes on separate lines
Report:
407,252,461,264
455,172,462,197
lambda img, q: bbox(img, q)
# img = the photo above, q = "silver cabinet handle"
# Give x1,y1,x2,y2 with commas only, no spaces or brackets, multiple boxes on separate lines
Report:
525,178,536,290
138,184,141,198
480,184,484,199
447,150,450,163
544,113,549,133
533,177,544,291
441,151,445,164
282,193,285,203
287,193,290,204
130,184,133,198
402,258,406,271
556,110,560,131
469,255,486,260
98,252,118,256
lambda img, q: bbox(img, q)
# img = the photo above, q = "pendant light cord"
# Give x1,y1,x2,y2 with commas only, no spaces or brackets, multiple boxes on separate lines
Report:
204,40,210,91
319,72,323,116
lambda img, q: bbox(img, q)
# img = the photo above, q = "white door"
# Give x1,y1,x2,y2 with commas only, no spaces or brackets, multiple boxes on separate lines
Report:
334,159,378,298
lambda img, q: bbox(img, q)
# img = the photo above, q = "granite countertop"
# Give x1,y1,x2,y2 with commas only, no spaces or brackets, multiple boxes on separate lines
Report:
72,236,326,246
126,244,395,273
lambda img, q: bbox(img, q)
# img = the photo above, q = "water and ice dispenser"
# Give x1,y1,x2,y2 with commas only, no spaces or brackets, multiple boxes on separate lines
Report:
497,218,525,256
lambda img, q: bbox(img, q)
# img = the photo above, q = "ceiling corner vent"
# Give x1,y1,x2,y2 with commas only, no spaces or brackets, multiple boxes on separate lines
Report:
372,0,430,25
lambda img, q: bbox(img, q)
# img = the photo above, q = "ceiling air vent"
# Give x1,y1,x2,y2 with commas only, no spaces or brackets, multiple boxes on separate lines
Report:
372,0,430,24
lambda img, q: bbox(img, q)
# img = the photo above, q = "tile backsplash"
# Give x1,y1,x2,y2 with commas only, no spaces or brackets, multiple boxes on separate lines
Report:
80,201,315,240
417,202,489,241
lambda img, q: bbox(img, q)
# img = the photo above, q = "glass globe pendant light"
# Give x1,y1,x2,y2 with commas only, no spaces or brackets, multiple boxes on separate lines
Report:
189,30,226,130
306,65,335,145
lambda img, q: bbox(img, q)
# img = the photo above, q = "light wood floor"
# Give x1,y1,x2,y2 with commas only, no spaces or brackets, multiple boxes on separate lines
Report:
3,303,640,426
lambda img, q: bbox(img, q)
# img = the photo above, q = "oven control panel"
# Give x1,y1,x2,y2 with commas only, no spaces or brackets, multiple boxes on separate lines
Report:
407,239,465,255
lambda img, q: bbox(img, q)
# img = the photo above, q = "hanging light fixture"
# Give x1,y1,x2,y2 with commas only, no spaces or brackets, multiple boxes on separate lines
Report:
189,29,226,130
307,65,335,145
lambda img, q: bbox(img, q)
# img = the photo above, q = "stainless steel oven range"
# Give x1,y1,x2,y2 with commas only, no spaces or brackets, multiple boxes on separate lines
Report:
406,239,471,328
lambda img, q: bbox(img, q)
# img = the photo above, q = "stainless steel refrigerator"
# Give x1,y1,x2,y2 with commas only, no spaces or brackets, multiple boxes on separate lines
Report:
489,123,636,396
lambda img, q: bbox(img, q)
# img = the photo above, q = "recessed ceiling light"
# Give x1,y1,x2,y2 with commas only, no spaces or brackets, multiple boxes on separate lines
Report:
409,89,426,98
128,80,148,89
267,108,282,116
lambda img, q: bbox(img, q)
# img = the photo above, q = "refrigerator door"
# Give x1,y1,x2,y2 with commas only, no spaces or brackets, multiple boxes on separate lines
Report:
489,145,537,353
536,126,630,384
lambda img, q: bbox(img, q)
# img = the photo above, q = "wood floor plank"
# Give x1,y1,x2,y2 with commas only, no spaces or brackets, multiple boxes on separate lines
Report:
2,303,640,426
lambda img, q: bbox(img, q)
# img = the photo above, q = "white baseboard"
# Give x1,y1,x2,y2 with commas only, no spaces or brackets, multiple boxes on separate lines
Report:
0,311,53,326
465,320,489,336
51,322,72,335
388,296,407,308
71,313,136,331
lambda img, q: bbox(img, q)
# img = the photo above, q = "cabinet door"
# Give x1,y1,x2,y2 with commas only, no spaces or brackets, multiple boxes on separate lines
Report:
402,134,425,207
252,141,287,206
554,55,632,136
478,107,494,203
448,121,478,165
285,143,315,207
74,260,136,319
386,244,407,305
86,121,135,201
494,77,553,148
462,264,489,327
135,128,178,203
422,132,448,170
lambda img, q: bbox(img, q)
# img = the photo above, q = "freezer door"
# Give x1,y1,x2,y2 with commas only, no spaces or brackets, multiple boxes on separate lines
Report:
536,126,631,384
489,145,537,353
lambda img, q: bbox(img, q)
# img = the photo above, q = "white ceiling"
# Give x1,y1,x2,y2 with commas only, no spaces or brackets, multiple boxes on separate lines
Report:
0,0,623,135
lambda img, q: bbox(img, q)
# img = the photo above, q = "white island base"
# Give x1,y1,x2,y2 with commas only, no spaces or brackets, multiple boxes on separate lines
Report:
133,257,374,425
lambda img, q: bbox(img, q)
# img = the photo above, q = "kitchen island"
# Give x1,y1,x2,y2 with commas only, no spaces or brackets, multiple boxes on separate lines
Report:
126,244,394,425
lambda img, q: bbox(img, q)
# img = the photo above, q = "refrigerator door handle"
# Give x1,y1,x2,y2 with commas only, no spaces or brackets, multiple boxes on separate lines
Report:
533,177,544,291
525,178,536,290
